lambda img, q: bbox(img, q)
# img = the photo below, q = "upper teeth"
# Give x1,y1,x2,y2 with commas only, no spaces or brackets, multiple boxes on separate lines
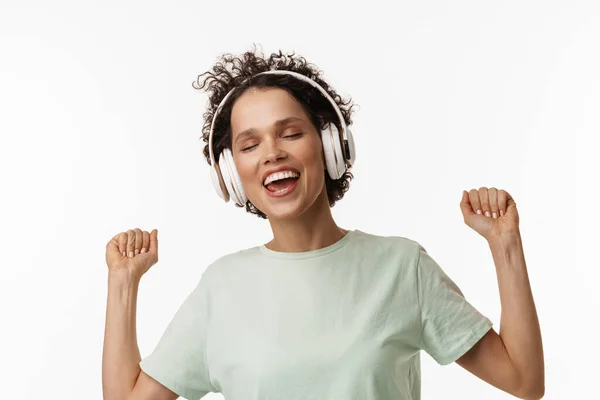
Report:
264,170,300,186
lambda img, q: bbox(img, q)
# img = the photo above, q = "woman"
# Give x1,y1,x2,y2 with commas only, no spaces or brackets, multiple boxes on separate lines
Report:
102,48,544,400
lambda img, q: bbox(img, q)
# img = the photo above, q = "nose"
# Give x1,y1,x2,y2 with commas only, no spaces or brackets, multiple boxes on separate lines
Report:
262,136,287,164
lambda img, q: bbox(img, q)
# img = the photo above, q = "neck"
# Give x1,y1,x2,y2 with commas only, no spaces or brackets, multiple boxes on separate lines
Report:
265,189,347,253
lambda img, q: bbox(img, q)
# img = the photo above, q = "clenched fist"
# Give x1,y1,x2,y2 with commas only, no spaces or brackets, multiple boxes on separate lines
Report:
459,187,520,242
105,228,159,280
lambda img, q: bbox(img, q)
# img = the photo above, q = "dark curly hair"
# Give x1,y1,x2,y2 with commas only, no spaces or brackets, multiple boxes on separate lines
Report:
193,45,357,219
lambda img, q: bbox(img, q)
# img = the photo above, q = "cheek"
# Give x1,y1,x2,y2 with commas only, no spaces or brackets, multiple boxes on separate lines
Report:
233,156,256,183
298,135,324,164
309,143,326,171
303,147,327,188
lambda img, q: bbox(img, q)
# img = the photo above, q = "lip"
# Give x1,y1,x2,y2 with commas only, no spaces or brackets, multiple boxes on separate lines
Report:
261,165,301,186
264,176,299,198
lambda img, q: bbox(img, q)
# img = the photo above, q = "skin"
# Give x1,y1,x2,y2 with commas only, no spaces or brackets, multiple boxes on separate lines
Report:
102,93,543,400
229,86,347,252
456,188,544,399
102,87,349,400
236,92,544,397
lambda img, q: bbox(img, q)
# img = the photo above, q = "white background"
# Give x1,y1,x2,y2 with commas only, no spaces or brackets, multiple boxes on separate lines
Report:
0,0,597,399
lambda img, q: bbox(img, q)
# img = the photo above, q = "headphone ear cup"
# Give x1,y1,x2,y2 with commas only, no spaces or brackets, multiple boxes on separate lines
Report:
210,163,230,202
220,148,247,206
321,123,346,180
345,127,356,166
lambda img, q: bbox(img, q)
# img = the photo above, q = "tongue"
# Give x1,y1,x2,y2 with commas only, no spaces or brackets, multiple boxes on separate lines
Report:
266,177,298,192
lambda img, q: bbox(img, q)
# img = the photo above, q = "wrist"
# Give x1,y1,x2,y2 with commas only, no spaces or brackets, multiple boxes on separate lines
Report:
487,229,522,248
487,232,525,268
108,269,141,287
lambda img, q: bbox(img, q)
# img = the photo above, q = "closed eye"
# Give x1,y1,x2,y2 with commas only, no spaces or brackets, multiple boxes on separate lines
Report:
241,133,303,152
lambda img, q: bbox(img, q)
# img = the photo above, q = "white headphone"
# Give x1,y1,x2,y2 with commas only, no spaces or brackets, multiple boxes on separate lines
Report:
206,70,356,206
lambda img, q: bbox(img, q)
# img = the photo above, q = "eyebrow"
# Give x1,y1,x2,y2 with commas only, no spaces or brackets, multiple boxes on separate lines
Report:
233,116,304,145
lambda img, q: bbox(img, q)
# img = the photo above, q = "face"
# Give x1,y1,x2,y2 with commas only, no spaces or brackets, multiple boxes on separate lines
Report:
229,87,327,220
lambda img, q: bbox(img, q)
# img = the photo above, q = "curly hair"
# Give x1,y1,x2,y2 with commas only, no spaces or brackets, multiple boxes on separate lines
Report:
192,44,357,219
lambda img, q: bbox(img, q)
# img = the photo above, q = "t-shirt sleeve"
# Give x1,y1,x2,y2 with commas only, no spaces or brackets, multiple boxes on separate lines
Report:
139,271,215,399
416,244,493,366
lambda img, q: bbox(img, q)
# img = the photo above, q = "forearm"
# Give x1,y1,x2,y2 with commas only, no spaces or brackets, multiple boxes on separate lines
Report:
488,232,544,398
102,271,143,400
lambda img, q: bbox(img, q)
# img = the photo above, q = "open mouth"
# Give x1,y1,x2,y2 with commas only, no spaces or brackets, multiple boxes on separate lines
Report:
263,171,301,196
264,177,299,193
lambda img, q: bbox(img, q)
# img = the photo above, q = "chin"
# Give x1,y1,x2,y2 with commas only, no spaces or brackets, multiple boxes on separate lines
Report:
248,176,327,220
264,204,306,221
251,187,315,221
258,195,308,221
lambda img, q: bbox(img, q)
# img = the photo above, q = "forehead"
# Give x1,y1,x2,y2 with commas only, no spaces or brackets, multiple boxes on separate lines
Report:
230,87,309,135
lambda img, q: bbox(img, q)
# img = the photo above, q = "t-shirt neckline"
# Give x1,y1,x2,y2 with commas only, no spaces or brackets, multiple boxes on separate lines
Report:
259,229,357,259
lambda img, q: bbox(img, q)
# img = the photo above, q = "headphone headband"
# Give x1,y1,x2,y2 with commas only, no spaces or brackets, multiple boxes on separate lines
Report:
205,69,355,205
208,70,351,173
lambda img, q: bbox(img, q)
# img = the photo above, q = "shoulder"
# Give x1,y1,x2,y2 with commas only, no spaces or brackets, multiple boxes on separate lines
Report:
351,229,425,264
353,228,422,251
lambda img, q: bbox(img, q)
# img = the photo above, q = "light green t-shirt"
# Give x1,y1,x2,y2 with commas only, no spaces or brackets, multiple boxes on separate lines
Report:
139,229,493,400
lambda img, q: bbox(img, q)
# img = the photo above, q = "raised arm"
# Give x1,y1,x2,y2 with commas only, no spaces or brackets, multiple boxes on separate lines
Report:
456,188,544,399
102,228,178,400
